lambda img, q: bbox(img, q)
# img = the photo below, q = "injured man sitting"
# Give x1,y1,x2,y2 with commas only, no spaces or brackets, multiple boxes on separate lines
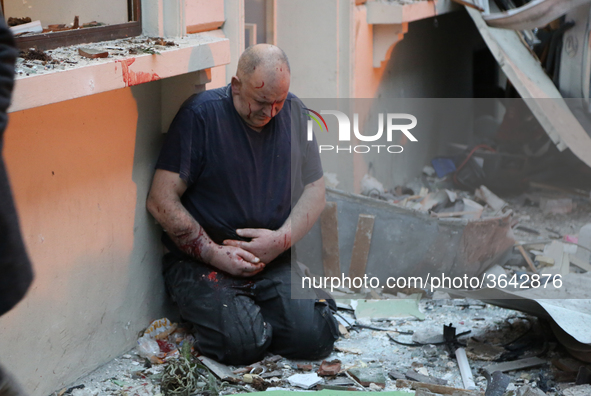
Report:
147,43,338,364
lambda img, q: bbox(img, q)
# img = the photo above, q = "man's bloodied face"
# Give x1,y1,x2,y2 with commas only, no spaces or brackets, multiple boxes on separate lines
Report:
232,66,290,130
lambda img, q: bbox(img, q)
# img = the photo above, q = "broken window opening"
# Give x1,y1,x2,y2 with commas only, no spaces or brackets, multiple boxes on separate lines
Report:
1,0,141,51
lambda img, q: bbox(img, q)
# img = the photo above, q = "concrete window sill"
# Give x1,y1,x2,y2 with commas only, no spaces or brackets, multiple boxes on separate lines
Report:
365,0,458,24
9,31,230,113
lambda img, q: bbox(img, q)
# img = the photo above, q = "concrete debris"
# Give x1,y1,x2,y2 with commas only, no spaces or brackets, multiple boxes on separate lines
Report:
412,329,446,344
466,339,505,361
10,20,42,35
78,47,109,59
287,373,323,389
388,370,406,380
404,368,448,385
7,17,32,27
347,367,387,388
483,357,548,373
562,384,591,396
324,173,340,189
197,355,238,380
475,185,508,212
360,174,386,197
338,323,350,337
318,360,341,376
57,295,591,395
15,35,182,77
484,371,511,396
540,198,573,215
515,384,548,396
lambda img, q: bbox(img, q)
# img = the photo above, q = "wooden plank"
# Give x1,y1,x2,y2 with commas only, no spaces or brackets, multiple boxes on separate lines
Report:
320,202,341,278
15,22,142,51
466,7,591,169
348,214,375,291
483,357,547,373
15,0,141,51
517,245,538,273
395,379,481,396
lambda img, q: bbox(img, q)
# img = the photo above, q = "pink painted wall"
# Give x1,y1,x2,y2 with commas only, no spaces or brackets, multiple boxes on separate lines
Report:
0,84,169,396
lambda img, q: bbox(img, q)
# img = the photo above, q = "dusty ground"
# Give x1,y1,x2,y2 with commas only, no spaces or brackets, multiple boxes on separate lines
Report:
56,297,584,396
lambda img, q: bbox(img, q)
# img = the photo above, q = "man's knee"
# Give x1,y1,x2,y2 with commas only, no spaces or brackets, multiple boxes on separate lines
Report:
195,296,273,365
272,301,339,360
213,321,271,365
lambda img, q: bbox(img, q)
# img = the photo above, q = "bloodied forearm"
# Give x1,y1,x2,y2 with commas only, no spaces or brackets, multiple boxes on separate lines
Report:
147,169,264,277
146,169,214,262
278,176,326,249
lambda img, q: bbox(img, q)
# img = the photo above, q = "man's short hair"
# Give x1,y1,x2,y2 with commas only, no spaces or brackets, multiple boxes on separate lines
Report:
237,45,291,78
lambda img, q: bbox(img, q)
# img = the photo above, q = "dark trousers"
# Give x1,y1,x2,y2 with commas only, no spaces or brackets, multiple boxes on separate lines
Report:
162,253,339,365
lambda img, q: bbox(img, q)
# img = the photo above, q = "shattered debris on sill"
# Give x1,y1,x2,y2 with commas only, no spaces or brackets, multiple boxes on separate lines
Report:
13,34,216,78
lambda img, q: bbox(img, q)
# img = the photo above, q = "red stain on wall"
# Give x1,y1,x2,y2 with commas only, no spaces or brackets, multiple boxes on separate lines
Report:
117,58,160,87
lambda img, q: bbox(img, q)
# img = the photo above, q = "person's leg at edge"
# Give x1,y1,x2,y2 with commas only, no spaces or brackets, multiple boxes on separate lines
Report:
0,365,27,396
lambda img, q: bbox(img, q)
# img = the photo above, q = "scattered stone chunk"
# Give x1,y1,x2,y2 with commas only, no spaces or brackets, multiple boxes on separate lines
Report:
388,370,406,380
347,367,386,388
563,384,591,396
484,371,511,396
287,373,323,389
405,368,448,386
466,339,505,361
7,17,32,27
515,384,547,396
197,356,238,380
318,359,341,376
19,48,52,62
78,47,109,59
483,357,547,373
540,197,573,215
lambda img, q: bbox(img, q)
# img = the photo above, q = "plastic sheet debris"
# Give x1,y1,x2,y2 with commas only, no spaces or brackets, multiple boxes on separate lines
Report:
136,318,192,364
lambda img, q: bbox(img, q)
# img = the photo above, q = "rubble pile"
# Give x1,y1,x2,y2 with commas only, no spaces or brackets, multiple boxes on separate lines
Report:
58,295,591,396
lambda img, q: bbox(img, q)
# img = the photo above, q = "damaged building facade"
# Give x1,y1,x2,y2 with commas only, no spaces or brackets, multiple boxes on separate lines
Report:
1,0,591,395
